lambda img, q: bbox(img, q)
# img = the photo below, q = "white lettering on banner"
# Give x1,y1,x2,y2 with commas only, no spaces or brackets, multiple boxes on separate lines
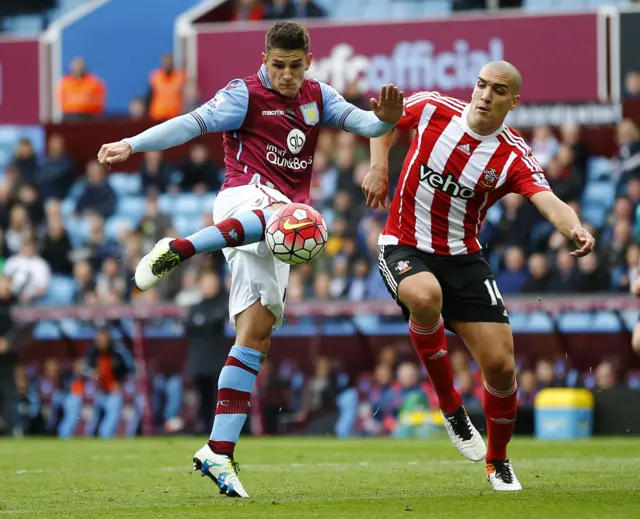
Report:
308,39,504,93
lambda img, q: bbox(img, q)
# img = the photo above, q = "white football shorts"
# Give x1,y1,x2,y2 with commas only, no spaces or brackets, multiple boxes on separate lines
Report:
212,183,291,330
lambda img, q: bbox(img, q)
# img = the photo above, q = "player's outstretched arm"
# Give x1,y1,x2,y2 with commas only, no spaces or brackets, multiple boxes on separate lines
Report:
97,114,203,167
362,130,394,209
530,191,595,257
319,83,403,138
98,79,249,168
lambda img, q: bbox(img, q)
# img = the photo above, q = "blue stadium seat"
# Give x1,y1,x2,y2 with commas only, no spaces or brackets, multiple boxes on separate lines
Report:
174,194,204,217
592,311,622,332
157,194,175,215
42,275,77,306
581,203,607,228
485,204,502,226
509,311,554,333
2,15,43,35
557,312,593,332
173,215,200,237
60,199,76,219
33,321,61,340
622,309,640,331
64,217,91,247
582,180,615,209
587,157,613,182
117,196,145,222
199,194,216,214
109,174,141,196
104,215,136,240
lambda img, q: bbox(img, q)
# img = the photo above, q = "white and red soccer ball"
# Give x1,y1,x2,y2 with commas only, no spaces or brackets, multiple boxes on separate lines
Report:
265,203,328,265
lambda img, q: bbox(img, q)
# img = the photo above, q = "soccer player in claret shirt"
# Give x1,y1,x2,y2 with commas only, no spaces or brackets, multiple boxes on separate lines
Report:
363,61,596,491
97,21,403,497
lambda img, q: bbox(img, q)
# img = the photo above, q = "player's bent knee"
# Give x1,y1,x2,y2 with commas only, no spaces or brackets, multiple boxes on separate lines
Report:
398,273,442,319
482,352,516,384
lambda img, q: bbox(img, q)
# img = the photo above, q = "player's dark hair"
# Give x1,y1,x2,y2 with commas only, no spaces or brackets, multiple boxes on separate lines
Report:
265,21,310,54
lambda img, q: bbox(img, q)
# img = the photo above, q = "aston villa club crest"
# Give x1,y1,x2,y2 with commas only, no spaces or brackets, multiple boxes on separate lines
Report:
300,102,319,126
479,168,499,189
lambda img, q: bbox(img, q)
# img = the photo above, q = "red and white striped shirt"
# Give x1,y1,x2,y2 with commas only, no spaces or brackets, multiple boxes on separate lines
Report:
379,91,550,256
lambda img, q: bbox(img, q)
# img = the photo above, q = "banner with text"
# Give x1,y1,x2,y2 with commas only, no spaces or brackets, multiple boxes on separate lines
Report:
0,38,40,124
196,13,601,104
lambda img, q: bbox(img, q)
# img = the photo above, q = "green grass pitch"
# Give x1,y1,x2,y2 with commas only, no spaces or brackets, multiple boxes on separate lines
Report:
1,436,639,518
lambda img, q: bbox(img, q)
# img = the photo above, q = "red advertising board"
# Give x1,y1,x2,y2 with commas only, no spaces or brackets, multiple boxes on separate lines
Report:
196,13,601,104
0,37,40,124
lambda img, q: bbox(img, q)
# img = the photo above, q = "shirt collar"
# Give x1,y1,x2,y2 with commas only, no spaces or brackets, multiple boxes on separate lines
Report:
460,104,505,141
258,64,273,90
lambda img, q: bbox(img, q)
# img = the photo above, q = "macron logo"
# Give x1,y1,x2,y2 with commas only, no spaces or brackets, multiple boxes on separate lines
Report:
262,109,285,116
457,143,471,156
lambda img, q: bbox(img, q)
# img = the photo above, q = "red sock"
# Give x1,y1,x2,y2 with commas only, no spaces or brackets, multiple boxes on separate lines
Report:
484,379,518,462
409,317,461,414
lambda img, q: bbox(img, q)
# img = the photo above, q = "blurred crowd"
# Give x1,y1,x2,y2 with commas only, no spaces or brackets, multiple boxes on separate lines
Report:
0,118,640,307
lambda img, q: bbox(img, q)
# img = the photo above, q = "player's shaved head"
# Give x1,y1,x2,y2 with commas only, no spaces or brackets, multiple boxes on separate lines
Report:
481,61,522,95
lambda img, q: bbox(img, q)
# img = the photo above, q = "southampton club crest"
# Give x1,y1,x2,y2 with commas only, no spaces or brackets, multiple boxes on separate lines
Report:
479,167,499,189
395,260,412,275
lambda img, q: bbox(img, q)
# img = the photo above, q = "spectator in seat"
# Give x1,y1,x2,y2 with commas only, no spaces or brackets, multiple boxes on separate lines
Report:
0,181,14,230
604,219,632,272
493,193,535,250
575,254,610,293
84,327,134,438
71,259,95,303
11,139,38,185
456,369,481,412
59,57,106,121
95,256,127,304
174,268,203,307
178,144,220,193
548,248,579,292
521,253,552,294
5,205,31,256
517,370,537,406
232,0,264,21
57,358,87,438
388,362,432,438
535,359,557,390
614,119,640,196
313,273,332,300
545,155,582,205
137,196,172,253
39,358,66,435
74,161,117,219
347,258,369,302
36,134,74,201
14,367,43,435
359,363,394,436
531,125,559,169
560,122,589,177
293,0,326,18
4,239,51,304
0,275,16,435
594,361,617,390
296,356,342,422
147,53,186,122
15,184,44,229
71,214,120,271
329,256,349,299
631,275,640,354
184,271,228,434
140,151,173,197
40,210,73,276
266,0,296,19
496,246,528,294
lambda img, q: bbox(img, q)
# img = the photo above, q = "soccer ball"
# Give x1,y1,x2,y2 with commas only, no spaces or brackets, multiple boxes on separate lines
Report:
265,203,328,265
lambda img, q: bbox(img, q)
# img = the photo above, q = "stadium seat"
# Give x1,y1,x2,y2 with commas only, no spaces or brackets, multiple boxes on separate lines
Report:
60,199,76,219
104,215,137,240
43,275,77,306
157,194,175,215
485,204,502,226
109,174,142,196
33,321,62,340
117,196,146,222
557,312,593,332
174,194,204,217
173,215,200,237
581,203,607,228
592,311,622,332
199,194,216,214
621,309,640,331
587,157,613,182
2,15,44,35
64,217,91,247
582,180,615,209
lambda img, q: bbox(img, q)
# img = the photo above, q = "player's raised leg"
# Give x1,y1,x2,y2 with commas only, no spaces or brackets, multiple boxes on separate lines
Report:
379,246,486,461
134,208,275,291
452,321,522,491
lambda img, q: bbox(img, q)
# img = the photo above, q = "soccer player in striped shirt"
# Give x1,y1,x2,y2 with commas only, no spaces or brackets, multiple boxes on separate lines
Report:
363,61,595,491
